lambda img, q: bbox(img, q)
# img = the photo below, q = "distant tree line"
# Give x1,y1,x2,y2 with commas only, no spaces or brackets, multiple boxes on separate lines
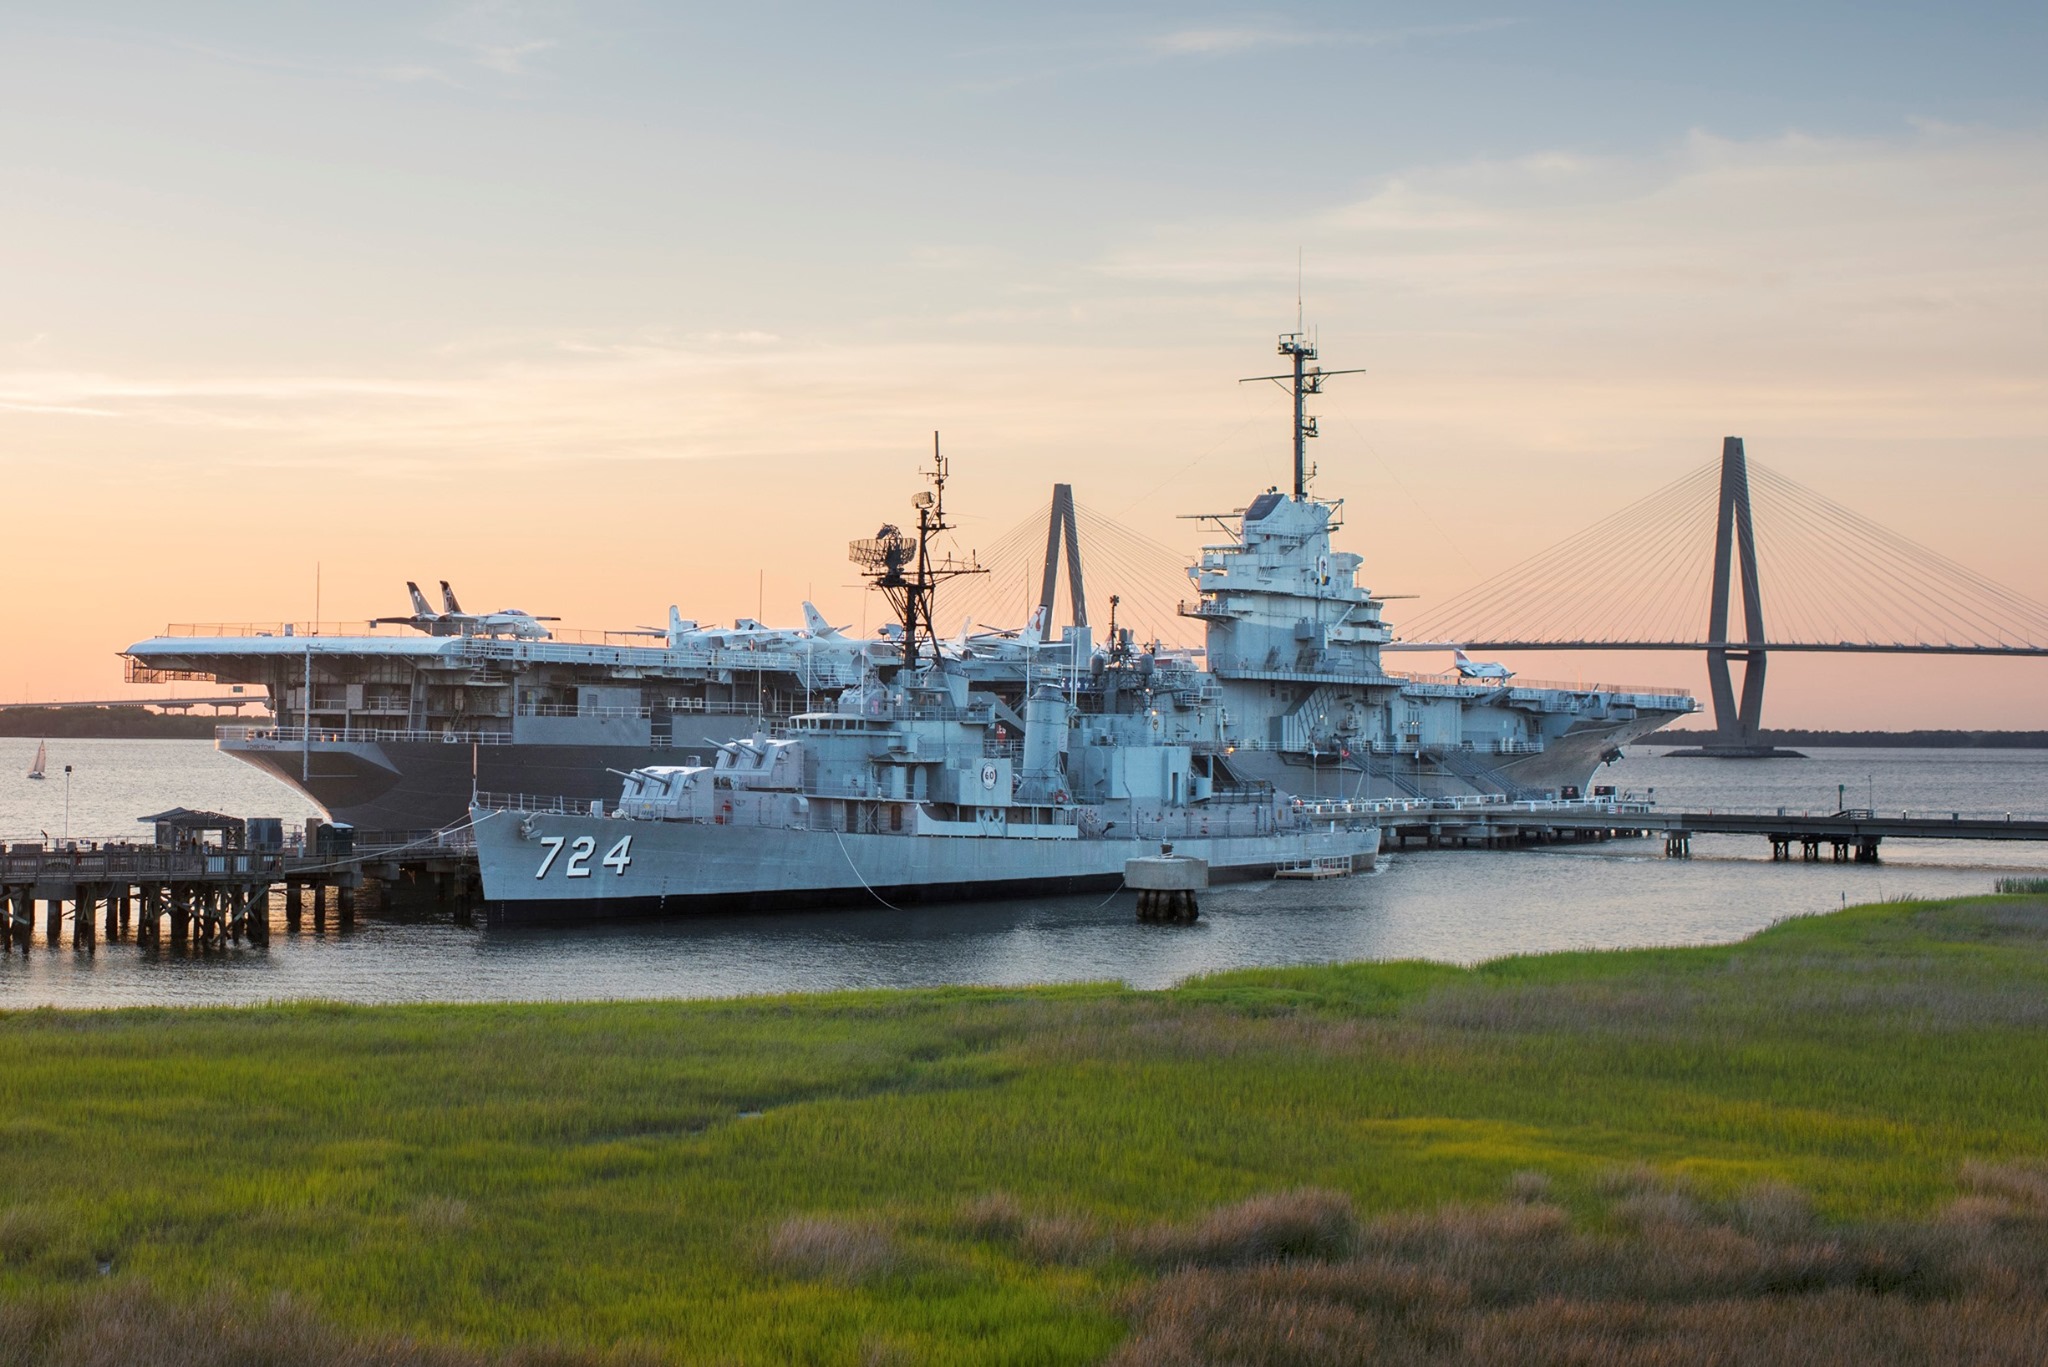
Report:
0,706,271,739
1654,728,2048,749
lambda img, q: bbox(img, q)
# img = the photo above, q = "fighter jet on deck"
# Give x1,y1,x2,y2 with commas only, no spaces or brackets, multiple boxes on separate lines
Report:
370,581,559,639
1452,649,1514,681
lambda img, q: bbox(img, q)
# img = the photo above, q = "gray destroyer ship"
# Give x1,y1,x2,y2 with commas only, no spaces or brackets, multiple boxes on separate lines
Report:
470,334,1695,920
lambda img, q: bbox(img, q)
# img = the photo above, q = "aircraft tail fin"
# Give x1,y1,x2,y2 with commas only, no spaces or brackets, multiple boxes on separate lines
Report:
802,602,842,638
1019,604,1047,648
407,581,433,616
439,581,464,615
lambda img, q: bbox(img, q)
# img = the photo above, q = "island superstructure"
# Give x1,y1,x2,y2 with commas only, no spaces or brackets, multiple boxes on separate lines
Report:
124,332,1694,833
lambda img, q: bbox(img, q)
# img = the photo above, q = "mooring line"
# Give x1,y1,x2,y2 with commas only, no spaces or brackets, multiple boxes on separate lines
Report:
832,829,912,912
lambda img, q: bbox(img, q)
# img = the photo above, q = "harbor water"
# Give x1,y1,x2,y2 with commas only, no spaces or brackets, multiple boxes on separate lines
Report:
2,737,2044,1009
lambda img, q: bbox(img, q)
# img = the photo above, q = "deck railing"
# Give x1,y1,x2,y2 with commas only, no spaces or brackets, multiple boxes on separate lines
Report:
220,725,520,747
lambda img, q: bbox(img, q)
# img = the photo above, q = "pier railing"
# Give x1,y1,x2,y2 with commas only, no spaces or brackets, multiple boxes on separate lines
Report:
1,845,283,880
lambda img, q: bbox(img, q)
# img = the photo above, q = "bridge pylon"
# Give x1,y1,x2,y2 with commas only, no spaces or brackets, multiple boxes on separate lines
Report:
1036,483,1088,631
1666,437,1804,759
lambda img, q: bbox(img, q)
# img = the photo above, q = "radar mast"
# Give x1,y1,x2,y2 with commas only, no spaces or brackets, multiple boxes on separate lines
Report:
848,434,986,679
1240,333,1366,499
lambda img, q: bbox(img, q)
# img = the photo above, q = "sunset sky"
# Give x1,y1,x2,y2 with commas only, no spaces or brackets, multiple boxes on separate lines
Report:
3,3,2043,727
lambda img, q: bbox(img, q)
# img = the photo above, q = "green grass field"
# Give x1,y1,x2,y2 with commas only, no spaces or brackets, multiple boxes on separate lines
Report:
4,893,2048,1364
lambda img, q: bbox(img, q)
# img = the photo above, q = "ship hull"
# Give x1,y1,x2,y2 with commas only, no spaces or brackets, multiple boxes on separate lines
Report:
471,808,1381,924
1495,710,1682,791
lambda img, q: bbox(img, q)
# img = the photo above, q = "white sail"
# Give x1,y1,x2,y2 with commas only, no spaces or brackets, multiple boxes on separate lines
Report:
28,741,47,779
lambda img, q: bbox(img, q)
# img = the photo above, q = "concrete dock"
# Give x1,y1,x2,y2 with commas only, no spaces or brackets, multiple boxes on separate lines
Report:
1373,799,2048,863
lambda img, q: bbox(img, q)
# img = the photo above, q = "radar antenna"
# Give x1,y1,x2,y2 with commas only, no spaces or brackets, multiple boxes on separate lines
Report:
848,433,987,677
1240,333,1365,500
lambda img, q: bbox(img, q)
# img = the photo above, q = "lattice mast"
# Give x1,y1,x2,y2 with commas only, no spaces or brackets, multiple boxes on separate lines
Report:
848,434,986,677
1240,333,1365,499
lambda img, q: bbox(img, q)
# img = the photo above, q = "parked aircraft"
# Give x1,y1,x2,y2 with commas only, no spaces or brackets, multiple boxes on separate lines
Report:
371,582,559,639
1452,649,1514,681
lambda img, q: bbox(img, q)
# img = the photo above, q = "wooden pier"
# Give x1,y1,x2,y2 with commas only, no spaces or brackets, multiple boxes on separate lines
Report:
0,837,477,953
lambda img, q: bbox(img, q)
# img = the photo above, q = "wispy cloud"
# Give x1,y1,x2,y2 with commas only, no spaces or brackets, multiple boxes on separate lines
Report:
1145,18,1514,59
427,1,562,78
958,17,1515,91
1099,124,2048,348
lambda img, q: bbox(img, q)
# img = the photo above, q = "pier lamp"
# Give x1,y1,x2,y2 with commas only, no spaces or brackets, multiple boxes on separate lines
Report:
63,764,71,844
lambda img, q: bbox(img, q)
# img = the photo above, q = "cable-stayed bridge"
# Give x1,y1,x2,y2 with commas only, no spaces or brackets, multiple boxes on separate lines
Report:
941,441,2044,758
1402,438,2048,755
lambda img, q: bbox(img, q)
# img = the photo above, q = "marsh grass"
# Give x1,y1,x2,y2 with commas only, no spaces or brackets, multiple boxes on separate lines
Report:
758,1216,899,1285
3,893,2047,1362
0,1283,663,1367
1123,1188,1358,1269
1109,1169,2048,1365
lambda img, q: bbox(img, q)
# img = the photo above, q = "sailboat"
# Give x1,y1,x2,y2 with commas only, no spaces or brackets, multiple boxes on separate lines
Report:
27,741,47,780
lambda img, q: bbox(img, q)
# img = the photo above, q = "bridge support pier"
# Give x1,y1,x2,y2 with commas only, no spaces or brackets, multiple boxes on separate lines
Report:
1665,439,1804,759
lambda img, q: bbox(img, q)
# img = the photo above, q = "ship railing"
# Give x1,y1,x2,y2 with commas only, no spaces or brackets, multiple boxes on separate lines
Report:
151,621,680,647
158,621,432,639
663,698,783,717
1493,739,1545,754
1198,738,1408,758
221,724,517,746
473,792,617,817
515,704,654,720
1201,784,1278,804
1386,668,1694,702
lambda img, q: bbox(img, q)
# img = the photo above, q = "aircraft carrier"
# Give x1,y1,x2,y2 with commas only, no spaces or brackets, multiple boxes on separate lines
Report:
124,334,1695,832
123,590,893,832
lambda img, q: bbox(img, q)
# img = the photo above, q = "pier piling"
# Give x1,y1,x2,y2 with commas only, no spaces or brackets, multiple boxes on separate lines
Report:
1127,850,1207,926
